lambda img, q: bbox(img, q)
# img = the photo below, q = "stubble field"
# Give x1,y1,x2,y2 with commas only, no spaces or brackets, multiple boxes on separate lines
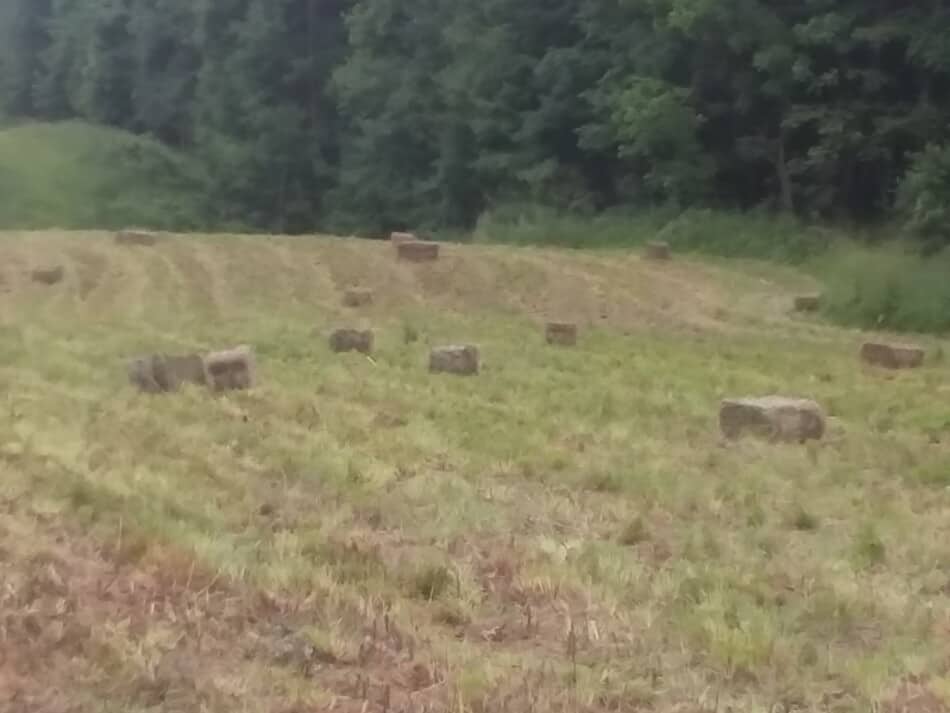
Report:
1,230,949,713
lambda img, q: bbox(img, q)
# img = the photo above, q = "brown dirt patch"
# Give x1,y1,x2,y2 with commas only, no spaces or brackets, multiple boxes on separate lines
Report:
0,512,448,712
882,679,950,713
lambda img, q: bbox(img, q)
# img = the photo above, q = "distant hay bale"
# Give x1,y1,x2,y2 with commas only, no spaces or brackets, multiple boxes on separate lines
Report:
397,240,440,262
720,396,825,443
391,231,417,245
31,266,64,285
204,345,256,391
128,353,208,394
115,229,159,247
329,328,374,355
794,295,821,312
343,287,374,308
545,322,578,346
429,345,479,376
644,241,672,261
860,341,925,370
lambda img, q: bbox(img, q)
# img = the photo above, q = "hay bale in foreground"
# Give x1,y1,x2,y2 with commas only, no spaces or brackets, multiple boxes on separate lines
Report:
545,322,578,347
31,266,64,285
860,341,925,370
390,231,417,245
204,345,255,391
343,287,374,308
430,345,479,376
644,241,672,261
329,328,374,355
128,353,208,394
115,230,159,247
720,396,825,443
794,295,821,312
397,240,440,262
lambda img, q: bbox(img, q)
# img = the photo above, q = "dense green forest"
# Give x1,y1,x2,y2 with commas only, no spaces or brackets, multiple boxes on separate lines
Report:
2,0,950,248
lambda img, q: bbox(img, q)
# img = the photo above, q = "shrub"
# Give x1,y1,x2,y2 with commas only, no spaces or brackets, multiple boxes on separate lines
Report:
898,144,950,254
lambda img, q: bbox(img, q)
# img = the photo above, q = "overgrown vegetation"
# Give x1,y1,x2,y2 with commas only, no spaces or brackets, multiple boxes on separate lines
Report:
816,244,950,334
472,206,831,263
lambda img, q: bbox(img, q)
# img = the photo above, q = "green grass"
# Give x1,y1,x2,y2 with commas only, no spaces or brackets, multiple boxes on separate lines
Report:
814,243,950,334
2,230,950,711
0,121,211,230
470,204,831,262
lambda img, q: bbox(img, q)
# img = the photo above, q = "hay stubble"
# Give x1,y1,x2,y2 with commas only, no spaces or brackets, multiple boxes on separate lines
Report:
0,230,948,712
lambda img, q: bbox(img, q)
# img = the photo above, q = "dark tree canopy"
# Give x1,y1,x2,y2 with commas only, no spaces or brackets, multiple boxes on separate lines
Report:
2,0,950,242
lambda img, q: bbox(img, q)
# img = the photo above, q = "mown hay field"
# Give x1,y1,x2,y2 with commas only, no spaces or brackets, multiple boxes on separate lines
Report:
1,230,950,712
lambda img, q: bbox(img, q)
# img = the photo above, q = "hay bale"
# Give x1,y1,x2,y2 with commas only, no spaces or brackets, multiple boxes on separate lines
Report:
128,353,207,394
720,396,825,443
391,231,417,245
860,341,925,370
31,266,64,285
430,345,479,376
343,287,374,308
397,240,440,263
644,241,672,261
545,322,578,347
329,328,374,355
794,295,821,312
128,356,165,394
115,230,159,247
163,354,209,389
204,345,255,391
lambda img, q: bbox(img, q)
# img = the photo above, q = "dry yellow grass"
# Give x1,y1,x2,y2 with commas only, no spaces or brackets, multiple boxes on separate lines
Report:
1,230,950,712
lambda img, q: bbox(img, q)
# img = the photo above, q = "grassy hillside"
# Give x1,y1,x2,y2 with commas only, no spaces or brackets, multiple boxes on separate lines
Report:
0,122,210,231
2,231,950,712
472,207,950,334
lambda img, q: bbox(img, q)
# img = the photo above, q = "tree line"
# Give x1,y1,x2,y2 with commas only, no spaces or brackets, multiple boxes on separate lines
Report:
2,0,950,246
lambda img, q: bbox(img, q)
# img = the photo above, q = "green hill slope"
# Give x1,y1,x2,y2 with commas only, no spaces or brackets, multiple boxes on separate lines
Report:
0,121,210,230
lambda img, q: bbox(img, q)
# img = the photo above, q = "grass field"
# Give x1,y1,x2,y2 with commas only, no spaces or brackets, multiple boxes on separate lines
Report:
2,230,950,713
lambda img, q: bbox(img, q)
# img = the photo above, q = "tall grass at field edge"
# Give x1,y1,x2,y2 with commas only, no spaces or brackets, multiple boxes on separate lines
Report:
470,204,950,334
813,243,950,335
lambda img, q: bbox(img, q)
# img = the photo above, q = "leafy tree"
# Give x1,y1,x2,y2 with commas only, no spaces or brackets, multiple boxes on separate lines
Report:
0,0,53,116
3,0,950,238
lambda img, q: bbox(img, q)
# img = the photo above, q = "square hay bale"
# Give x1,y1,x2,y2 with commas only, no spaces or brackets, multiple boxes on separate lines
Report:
545,322,578,346
343,287,374,308
397,240,440,263
128,356,165,394
644,241,672,261
204,345,255,391
860,341,925,370
329,328,374,355
794,295,821,312
162,354,209,389
720,396,826,443
128,353,208,394
31,266,64,285
115,230,159,247
430,345,480,376
390,231,417,245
